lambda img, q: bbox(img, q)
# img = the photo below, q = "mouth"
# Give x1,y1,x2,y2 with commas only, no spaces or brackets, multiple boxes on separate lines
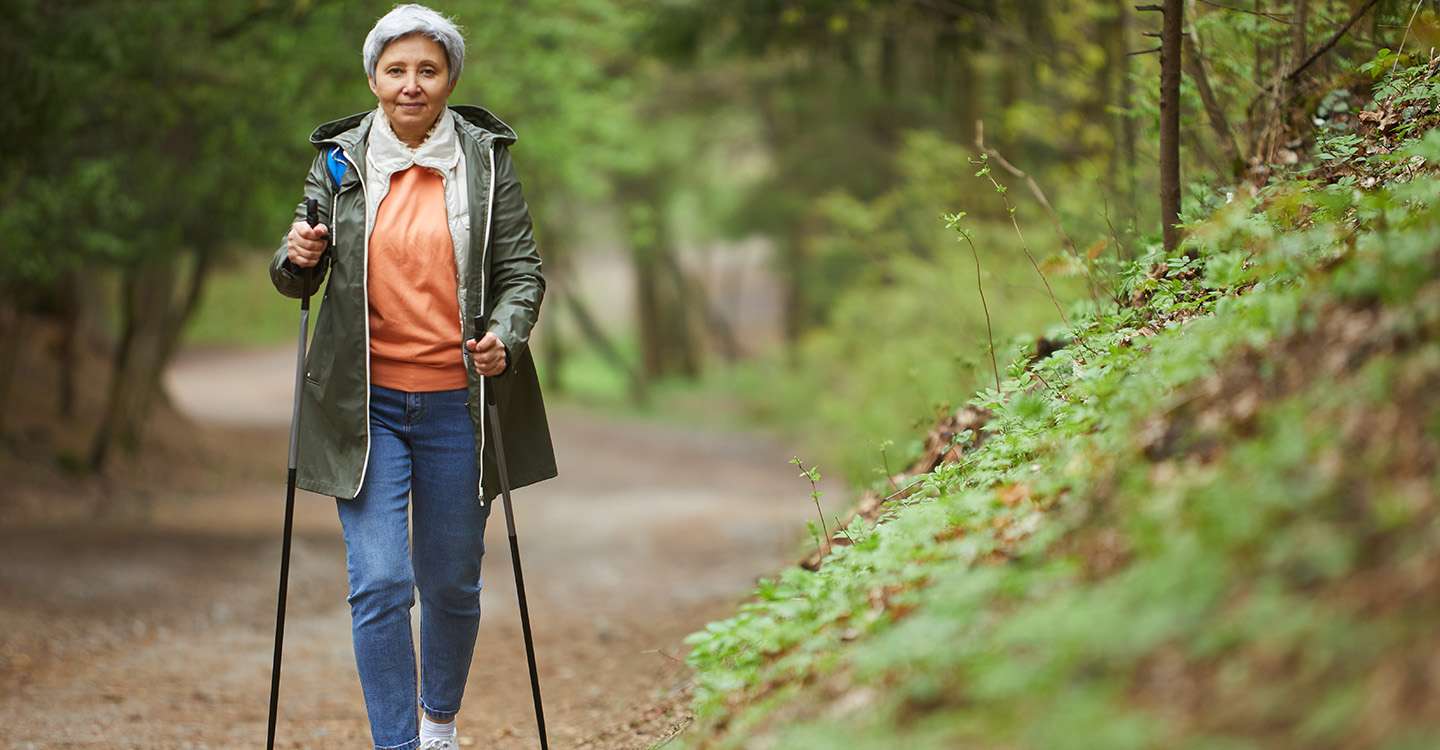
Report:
398,102,426,112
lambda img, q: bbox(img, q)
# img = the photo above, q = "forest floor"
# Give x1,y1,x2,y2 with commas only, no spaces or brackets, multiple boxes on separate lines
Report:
0,343,842,749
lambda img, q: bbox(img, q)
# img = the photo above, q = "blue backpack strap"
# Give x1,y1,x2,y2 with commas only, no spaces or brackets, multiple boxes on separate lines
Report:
324,145,349,188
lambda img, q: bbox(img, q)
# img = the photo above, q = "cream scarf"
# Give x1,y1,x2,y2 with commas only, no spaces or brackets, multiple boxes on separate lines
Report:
364,106,472,281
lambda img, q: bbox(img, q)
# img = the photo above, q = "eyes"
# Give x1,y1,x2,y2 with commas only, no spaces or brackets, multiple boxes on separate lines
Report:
384,65,440,80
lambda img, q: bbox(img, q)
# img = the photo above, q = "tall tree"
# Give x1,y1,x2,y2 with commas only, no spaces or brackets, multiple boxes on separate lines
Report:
1159,0,1184,252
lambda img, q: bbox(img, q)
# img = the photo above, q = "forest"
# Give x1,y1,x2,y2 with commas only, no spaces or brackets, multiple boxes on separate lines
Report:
3,0,1440,747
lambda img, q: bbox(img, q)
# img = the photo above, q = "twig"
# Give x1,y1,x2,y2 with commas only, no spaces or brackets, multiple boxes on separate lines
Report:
974,121,1083,265
884,476,929,502
1391,0,1427,76
951,221,1002,392
879,440,899,494
651,717,695,748
969,146,1077,324
1029,368,1070,402
791,458,830,555
1101,200,1130,306
642,648,686,665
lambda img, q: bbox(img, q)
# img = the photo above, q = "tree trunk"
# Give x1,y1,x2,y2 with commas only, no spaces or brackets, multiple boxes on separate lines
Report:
1254,0,1267,96
1118,0,1138,236
88,255,204,472
90,269,143,472
540,322,565,395
879,18,899,100
657,244,741,363
620,176,698,381
530,188,577,397
1292,0,1310,74
1183,29,1241,174
650,196,699,378
559,285,647,405
631,211,664,381
1100,2,1121,199
0,295,20,440
951,23,978,144
53,271,81,419
780,219,811,360
1160,0,1184,253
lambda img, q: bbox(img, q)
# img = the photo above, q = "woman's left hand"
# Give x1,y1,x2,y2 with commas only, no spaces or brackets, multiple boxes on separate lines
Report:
466,333,507,377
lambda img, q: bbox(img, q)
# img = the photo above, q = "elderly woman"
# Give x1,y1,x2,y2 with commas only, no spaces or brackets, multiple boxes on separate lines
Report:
268,5,556,749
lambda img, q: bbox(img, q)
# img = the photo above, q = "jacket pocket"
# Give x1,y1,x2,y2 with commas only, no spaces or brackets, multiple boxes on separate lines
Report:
303,305,337,389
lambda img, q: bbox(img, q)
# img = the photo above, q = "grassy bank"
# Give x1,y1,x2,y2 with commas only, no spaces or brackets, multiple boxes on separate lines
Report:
672,58,1440,749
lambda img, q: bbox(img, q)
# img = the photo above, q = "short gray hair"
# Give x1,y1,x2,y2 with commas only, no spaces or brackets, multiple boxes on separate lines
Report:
362,4,465,87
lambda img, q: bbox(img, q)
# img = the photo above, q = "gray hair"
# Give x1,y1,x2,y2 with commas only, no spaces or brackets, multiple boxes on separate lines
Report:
362,4,465,87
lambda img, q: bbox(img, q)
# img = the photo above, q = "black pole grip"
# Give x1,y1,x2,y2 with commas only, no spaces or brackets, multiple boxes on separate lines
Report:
472,313,501,402
282,198,323,278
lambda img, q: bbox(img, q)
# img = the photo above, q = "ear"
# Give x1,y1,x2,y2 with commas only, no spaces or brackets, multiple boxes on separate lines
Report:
367,76,379,98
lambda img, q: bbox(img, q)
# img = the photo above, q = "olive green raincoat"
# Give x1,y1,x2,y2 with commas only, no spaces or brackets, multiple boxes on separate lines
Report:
269,106,557,502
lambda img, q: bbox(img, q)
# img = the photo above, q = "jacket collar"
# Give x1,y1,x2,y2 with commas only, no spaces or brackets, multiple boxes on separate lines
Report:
366,105,461,176
308,104,517,154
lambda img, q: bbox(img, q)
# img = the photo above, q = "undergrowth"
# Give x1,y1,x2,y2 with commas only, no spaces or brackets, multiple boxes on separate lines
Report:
673,57,1440,750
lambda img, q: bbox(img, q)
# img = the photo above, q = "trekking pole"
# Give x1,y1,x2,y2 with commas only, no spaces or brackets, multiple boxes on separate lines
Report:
267,198,322,750
474,312,549,750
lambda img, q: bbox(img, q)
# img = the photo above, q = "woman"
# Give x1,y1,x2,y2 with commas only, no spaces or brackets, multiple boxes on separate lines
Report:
269,5,557,749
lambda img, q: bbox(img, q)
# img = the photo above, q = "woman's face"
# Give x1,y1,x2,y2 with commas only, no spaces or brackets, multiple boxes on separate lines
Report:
368,34,456,143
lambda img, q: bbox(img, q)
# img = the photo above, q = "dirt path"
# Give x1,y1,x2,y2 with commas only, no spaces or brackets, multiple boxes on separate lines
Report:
0,346,842,749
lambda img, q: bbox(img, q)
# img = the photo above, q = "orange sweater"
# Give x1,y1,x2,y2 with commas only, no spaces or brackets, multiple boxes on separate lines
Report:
367,166,469,392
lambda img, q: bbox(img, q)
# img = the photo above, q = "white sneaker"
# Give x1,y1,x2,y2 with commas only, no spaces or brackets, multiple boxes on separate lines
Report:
419,739,456,750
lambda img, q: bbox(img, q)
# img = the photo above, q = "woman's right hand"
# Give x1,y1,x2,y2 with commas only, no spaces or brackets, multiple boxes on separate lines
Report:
287,221,329,268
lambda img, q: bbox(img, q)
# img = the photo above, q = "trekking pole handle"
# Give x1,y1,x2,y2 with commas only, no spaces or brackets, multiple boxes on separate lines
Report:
472,313,501,405
282,198,323,278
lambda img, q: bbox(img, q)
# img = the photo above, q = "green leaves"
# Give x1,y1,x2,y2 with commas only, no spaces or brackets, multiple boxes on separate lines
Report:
680,107,1440,746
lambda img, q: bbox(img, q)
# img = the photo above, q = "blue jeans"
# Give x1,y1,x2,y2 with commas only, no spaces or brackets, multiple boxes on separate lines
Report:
336,384,493,750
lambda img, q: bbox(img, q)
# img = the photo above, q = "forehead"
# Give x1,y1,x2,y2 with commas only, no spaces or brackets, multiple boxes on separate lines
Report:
377,34,448,67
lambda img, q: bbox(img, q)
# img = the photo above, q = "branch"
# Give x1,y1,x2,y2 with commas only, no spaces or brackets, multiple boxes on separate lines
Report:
1282,0,1383,84
1195,0,1291,23
973,122,1100,322
210,0,340,42
974,121,1081,263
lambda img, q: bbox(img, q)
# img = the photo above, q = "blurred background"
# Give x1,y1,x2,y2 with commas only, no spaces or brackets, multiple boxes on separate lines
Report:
4,0,1419,487
0,1,1423,745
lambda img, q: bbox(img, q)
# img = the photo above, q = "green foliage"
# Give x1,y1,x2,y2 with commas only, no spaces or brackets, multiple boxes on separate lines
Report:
0,1,373,286
676,58,1440,748
719,131,1084,486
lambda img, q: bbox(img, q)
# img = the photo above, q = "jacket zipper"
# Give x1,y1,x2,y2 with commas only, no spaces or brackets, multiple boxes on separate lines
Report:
476,142,497,506
328,136,494,503
338,144,375,499
329,193,339,275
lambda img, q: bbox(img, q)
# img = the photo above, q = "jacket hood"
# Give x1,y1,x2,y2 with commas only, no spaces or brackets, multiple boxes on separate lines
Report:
307,104,518,151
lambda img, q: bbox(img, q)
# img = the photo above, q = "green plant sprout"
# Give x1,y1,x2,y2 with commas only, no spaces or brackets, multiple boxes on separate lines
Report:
943,210,1001,392
790,456,829,556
